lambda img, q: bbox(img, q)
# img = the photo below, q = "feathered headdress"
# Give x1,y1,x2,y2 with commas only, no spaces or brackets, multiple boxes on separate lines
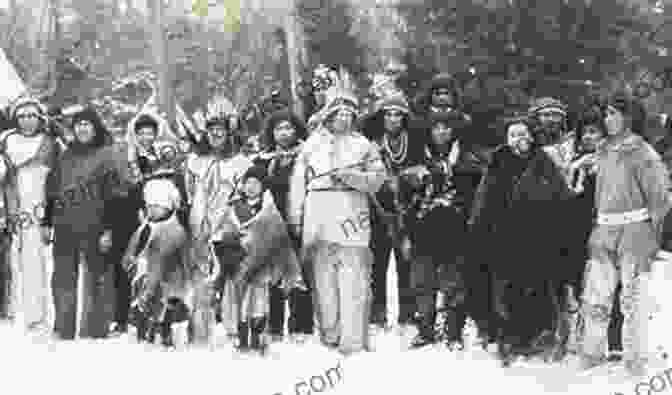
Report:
201,95,237,129
315,67,359,123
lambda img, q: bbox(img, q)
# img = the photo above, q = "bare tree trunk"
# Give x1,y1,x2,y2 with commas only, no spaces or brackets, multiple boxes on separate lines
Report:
284,2,304,120
148,0,174,123
195,17,210,112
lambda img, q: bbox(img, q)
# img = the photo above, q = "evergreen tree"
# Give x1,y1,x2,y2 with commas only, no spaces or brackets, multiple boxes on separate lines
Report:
297,0,367,76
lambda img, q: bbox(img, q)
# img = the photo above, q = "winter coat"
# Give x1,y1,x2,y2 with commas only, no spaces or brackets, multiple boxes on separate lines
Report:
44,137,131,238
469,145,574,286
211,190,302,289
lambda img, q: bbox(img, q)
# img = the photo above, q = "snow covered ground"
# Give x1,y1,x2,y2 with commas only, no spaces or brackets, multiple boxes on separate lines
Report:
2,254,672,395
0,321,669,395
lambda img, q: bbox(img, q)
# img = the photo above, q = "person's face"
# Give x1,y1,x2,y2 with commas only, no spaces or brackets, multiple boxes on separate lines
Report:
15,106,41,135
146,204,171,221
207,124,230,149
383,110,404,133
507,122,533,155
273,120,297,149
242,177,263,199
604,105,626,136
431,122,454,146
580,124,605,152
74,119,96,145
137,126,157,150
431,88,454,107
330,109,354,134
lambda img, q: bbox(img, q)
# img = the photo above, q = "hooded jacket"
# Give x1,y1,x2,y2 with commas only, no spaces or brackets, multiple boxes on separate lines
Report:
44,107,132,235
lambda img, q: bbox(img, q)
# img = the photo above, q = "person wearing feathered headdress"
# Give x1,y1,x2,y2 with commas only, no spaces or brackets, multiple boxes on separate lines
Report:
288,68,386,355
305,64,339,133
186,94,255,344
0,95,61,332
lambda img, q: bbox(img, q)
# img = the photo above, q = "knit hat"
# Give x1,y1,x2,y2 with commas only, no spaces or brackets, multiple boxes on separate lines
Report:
529,97,567,117
143,178,181,210
10,96,45,121
375,93,410,115
134,114,159,132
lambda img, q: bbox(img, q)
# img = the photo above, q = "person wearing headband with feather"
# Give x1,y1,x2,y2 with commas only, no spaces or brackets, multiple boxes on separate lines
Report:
0,96,61,332
186,95,255,344
288,69,386,355
253,109,313,342
361,91,428,329
42,105,133,339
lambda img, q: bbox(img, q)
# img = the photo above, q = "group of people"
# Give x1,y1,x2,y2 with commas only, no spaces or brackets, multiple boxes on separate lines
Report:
0,63,670,378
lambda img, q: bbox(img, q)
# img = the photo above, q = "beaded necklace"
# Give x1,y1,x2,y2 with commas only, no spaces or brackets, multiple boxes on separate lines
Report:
383,131,408,166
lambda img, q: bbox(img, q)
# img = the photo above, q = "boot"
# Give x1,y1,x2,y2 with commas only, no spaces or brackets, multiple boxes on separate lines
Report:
250,316,268,353
237,321,250,352
410,313,436,348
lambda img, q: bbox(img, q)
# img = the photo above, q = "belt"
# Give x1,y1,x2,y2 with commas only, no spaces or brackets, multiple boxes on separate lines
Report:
596,208,650,226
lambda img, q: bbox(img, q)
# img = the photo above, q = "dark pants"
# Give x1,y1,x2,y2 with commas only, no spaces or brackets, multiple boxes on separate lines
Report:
0,241,9,318
269,234,314,336
370,212,413,324
113,254,131,326
52,234,113,340
269,284,314,335
412,254,467,340
498,280,554,353
608,284,624,352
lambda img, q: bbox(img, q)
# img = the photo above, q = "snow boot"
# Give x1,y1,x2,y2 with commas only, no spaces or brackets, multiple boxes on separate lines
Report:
410,313,436,348
250,316,268,354
237,321,250,352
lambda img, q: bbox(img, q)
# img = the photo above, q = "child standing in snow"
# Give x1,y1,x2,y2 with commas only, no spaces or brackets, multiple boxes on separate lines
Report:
212,165,304,353
124,178,190,346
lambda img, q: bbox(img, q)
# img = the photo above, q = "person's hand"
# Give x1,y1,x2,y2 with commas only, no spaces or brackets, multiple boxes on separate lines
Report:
99,230,113,253
40,226,52,244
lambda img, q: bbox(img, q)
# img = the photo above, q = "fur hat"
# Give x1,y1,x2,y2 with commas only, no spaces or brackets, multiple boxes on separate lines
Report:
143,178,181,210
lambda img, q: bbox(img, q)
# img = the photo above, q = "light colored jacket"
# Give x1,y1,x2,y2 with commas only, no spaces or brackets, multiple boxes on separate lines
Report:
288,126,385,248
595,132,671,235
